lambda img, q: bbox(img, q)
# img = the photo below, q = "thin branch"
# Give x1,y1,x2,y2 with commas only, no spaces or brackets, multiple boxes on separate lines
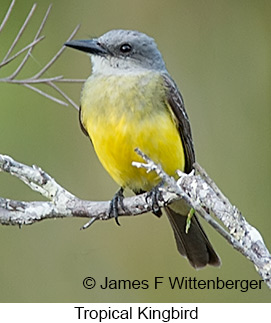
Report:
0,152,270,288
2,76,63,84
0,36,44,68
32,24,80,80
23,83,68,106
54,78,85,83
47,80,79,110
0,0,16,33
0,1,82,110
7,4,51,80
2,3,37,64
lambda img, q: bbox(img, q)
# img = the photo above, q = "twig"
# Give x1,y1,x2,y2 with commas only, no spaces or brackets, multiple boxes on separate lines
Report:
2,3,37,64
54,78,86,83
47,81,79,110
0,1,83,110
0,36,44,68
32,24,80,80
23,83,68,106
0,0,16,33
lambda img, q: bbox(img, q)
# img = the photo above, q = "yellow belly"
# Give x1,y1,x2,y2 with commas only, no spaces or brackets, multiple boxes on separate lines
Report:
81,72,185,192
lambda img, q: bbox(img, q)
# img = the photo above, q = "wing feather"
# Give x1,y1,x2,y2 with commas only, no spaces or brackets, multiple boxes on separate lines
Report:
162,74,195,173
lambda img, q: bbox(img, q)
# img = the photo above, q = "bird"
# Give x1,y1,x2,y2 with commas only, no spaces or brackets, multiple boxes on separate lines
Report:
65,29,220,268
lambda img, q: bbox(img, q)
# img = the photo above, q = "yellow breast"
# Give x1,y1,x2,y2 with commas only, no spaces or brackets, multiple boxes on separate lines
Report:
81,72,185,192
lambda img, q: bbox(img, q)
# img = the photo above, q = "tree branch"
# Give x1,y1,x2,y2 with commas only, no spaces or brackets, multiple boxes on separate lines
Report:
0,152,270,288
133,149,271,287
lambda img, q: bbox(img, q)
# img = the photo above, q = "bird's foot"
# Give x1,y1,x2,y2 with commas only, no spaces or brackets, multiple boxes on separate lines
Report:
146,181,164,217
109,187,125,226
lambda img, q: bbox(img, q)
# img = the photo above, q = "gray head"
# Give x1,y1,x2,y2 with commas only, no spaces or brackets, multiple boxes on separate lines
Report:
65,29,167,74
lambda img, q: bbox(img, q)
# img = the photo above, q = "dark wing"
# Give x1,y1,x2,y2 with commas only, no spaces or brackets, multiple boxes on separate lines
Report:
162,73,195,173
162,74,221,267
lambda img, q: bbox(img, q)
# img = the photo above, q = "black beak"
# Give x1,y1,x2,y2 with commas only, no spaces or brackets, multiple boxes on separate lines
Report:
64,39,108,56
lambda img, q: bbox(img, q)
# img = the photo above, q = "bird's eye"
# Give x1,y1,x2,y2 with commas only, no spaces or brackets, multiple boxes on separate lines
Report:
120,43,132,53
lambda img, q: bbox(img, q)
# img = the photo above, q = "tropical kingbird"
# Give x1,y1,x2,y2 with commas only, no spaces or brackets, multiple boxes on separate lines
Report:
65,30,220,268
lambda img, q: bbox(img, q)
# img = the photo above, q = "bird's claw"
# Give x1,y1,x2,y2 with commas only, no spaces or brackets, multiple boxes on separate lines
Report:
146,182,164,217
109,187,125,226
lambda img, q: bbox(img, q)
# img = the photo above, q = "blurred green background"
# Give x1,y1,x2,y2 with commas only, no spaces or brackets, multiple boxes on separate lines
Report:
0,0,270,302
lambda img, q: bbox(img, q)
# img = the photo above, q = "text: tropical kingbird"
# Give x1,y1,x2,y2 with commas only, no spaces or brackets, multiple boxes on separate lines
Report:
65,29,220,268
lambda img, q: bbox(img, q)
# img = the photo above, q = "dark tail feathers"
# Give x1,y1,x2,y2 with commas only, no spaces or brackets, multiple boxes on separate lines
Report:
165,206,221,269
